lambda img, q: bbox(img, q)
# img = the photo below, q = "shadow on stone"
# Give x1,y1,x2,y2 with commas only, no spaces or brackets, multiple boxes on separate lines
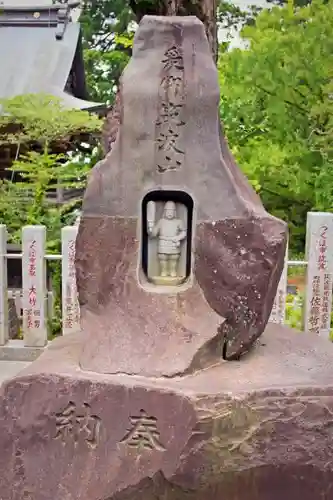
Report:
8,297,20,339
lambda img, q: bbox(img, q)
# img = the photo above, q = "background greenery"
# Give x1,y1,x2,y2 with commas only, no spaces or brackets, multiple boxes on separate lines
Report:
79,0,333,253
1,0,332,334
219,0,333,252
0,95,102,336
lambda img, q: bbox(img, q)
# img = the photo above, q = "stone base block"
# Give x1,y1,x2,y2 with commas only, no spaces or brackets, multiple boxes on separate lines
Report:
0,339,47,361
1,324,333,500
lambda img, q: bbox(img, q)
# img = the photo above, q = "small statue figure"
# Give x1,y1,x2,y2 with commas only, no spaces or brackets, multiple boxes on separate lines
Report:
147,201,187,279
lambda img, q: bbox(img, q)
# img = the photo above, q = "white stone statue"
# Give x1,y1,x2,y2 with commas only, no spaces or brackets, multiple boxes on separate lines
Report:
147,201,187,278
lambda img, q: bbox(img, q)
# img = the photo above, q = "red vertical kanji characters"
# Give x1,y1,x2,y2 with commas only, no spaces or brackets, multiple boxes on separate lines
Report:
26,240,41,329
28,240,37,277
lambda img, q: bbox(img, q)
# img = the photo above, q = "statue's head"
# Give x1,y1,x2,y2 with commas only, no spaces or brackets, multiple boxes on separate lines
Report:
164,201,176,220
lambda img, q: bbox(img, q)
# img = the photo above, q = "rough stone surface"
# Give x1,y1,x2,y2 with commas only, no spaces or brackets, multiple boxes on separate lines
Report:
76,16,287,374
1,324,333,499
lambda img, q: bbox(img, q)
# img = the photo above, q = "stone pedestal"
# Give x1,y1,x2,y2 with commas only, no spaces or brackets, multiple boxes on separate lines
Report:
1,324,333,500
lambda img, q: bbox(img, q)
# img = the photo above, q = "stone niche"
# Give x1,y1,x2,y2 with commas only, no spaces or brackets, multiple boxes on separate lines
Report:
140,190,194,289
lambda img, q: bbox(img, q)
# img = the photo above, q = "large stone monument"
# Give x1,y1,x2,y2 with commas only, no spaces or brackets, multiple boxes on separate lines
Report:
1,15,333,500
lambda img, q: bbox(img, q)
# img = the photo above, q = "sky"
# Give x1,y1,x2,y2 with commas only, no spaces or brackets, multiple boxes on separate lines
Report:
232,0,270,6
218,0,271,47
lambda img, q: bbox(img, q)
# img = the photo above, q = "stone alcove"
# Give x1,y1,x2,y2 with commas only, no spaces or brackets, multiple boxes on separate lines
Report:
140,190,194,289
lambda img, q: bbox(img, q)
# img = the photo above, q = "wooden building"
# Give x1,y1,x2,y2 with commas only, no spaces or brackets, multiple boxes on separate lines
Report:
0,0,105,203
0,1,105,294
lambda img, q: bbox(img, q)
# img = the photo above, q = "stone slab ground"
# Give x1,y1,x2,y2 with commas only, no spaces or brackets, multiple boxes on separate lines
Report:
0,361,30,385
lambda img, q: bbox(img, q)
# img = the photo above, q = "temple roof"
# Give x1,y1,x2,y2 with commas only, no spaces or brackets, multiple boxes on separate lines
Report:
0,2,104,112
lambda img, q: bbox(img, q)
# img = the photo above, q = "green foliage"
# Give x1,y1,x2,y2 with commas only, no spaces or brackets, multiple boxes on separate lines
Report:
285,290,333,340
0,94,101,145
285,293,304,329
217,1,261,29
0,94,102,244
48,261,62,338
0,94,102,336
0,151,87,241
114,32,135,48
219,0,333,252
80,0,134,103
80,0,133,50
80,0,256,103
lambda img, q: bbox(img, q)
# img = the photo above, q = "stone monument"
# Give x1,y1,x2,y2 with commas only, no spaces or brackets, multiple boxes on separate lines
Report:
1,15,333,500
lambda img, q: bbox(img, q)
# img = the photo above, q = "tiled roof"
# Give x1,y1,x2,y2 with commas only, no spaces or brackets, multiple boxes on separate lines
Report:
0,2,103,111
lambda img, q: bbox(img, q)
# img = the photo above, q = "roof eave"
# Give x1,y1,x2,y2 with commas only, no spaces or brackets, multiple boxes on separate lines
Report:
50,88,105,113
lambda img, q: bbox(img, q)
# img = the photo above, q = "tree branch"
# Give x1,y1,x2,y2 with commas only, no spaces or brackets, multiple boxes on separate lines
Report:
261,186,311,206
257,84,308,115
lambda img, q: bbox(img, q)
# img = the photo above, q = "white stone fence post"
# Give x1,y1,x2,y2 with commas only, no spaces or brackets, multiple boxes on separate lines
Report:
61,226,80,335
22,226,48,347
0,224,80,360
269,241,288,325
303,212,333,337
0,214,333,361
269,212,333,339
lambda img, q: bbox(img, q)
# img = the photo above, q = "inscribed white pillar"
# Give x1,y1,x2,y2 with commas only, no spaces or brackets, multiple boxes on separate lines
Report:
22,225,47,346
269,241,288,325
0,225,8,345
304,212,333,338
61,226,80,335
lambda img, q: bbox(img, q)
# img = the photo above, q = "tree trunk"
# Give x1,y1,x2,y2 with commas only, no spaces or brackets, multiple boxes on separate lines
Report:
129,0,218,62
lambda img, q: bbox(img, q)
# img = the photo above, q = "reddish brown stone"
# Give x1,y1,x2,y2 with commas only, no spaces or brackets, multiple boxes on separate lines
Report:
0,15,311,500
1,324,333,499
77,15,287,373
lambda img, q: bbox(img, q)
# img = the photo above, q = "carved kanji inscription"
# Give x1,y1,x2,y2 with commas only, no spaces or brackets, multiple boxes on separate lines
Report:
156,101,185,127
156,42,185,173
54,401,101,449
162,45,184,71
120,409,166,451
